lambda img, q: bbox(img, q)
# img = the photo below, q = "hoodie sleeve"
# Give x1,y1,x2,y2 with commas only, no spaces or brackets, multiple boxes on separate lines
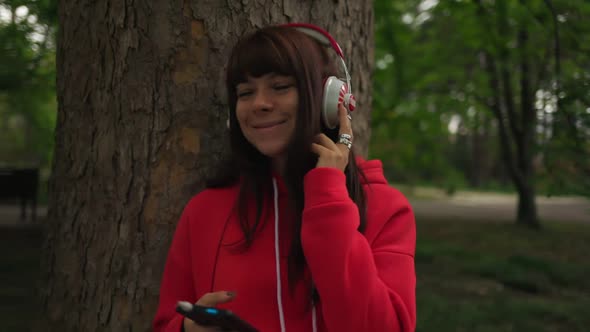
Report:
301,168,416,332
153,206,196,332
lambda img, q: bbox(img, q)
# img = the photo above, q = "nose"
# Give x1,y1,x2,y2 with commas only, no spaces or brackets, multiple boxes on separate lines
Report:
252,89,273,112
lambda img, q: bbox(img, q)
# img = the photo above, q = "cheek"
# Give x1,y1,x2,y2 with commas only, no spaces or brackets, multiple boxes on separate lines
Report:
235,106,248,128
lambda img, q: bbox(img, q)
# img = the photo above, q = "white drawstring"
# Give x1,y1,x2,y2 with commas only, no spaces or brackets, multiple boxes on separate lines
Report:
312,305,317,332
273,178,318,332
273,179,287,332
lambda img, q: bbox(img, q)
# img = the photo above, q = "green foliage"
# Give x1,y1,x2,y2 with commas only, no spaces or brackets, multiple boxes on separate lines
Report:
1,0,588,199
371,0,590,197
0,0,57,167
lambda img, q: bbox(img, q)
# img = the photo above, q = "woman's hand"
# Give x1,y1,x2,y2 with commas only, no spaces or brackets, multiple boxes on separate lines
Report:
311,104,353,171
183,291,236,332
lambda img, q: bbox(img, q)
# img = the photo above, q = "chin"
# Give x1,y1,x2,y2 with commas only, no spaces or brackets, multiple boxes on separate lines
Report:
254,143,288,158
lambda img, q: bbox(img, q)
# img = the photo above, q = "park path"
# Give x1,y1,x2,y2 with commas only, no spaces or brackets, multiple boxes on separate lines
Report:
409,192,589,223
1,192,588,227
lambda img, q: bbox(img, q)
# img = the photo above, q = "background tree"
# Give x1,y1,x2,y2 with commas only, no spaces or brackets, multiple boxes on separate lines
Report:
371,0,590,227
35,1,373,331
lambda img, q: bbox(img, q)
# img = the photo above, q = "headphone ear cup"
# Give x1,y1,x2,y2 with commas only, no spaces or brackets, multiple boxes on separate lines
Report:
322,76,356,129
322,76,349,129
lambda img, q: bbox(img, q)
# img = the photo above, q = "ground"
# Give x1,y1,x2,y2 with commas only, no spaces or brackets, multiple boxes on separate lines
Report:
1,190,589,331
407,188,589,223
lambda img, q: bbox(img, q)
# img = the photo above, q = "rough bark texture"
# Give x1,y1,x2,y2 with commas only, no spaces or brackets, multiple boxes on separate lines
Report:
37,1,373,331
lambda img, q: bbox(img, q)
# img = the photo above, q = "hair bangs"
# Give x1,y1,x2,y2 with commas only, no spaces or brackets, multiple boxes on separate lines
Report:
228,31,295,88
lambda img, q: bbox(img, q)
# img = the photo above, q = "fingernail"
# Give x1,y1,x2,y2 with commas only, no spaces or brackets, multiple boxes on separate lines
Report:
226,291,236,298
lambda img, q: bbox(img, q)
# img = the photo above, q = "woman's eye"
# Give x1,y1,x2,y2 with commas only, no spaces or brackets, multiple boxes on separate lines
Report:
237,90,252,98
273,84,292,91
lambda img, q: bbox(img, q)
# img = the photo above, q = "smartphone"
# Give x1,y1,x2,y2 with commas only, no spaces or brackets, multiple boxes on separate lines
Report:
176,301,259,332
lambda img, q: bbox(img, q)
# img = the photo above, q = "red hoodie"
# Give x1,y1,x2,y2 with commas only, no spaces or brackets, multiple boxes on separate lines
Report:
153,159,416,332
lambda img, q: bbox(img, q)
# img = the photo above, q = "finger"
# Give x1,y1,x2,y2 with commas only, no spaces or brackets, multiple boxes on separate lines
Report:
314,134,339,151
196,291,236,306
338,104,353,137
336,141,351,155
336,105,353,154
311,142,332,156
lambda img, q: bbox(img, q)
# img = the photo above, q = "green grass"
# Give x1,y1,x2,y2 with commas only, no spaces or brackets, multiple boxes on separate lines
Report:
1,219,589,331
416,219,590,332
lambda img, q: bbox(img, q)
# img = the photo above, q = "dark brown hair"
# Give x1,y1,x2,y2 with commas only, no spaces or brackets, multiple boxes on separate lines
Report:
207,25,367,296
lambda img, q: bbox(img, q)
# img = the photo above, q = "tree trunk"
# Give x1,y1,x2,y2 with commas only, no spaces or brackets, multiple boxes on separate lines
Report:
469,110,492,188
36,1,373,331
476,0,540,228
516,26,540,228
516,178,538,226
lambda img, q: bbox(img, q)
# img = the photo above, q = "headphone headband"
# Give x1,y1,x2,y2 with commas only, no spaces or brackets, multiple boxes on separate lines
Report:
281,23,345,60
281,23,353,100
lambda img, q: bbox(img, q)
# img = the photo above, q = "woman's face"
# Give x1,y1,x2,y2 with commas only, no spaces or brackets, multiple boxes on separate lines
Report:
235,72,299,159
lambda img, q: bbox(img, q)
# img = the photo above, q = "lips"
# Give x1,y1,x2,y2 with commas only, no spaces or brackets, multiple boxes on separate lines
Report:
252,119,287,129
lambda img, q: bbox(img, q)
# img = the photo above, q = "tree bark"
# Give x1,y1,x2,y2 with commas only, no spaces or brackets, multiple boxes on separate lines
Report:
37,1,373,331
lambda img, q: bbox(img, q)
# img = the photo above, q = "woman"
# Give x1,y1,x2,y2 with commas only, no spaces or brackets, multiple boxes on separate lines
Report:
153,23,416,332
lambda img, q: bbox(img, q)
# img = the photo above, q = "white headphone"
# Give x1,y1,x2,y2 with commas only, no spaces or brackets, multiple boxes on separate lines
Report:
226,24,356,130
283,23,356,129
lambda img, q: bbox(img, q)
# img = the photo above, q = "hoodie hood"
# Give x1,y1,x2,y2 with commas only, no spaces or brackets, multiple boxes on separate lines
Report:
356,157,388,185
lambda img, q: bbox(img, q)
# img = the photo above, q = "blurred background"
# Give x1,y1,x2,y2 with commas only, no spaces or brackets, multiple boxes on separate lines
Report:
0,0,588,331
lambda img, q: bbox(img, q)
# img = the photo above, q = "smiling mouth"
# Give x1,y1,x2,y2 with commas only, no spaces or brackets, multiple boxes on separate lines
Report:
252,119,287,129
